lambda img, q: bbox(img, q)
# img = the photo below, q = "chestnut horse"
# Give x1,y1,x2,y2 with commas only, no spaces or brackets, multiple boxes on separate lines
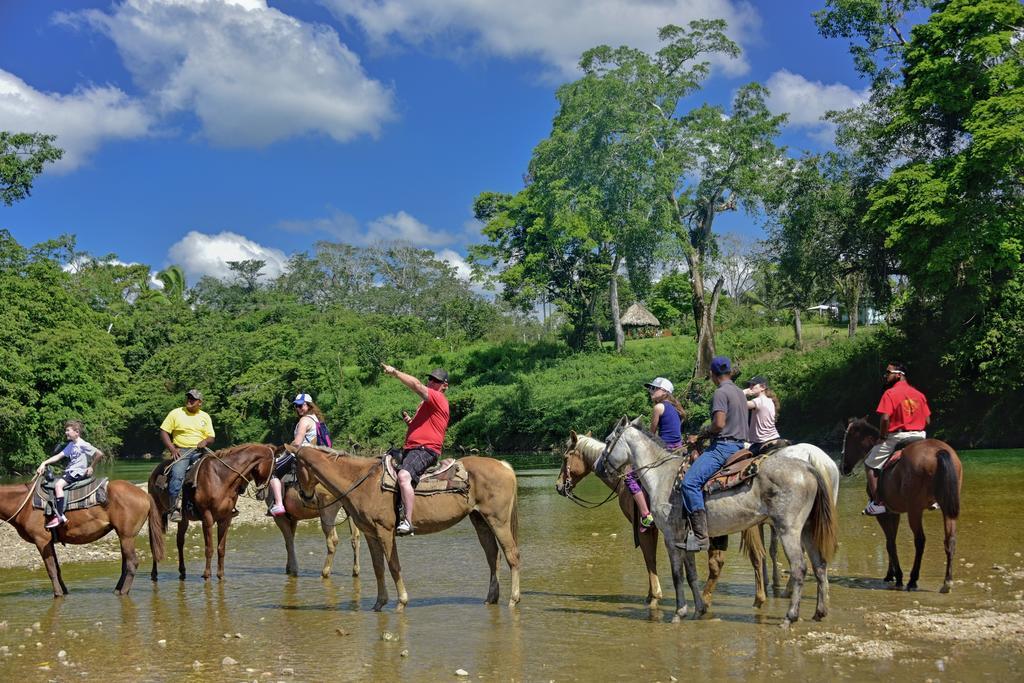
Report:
0,478,161,597
148,443,274,581
273,473,362,579
294,445,521,611
841,418,962,592
555,431,767,609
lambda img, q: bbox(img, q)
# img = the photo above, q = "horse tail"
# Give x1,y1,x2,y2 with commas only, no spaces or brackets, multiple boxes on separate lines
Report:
147,493,165,563
807,466,838,564
933,449,961,519
510,475,520,547
809,447,840,507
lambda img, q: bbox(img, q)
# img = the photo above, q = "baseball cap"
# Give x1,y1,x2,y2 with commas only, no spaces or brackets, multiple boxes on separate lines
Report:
709,356,732,375
185,388,203,400
427,368,449,383
293,393,313,405
644,377,674,394
746,375,768,388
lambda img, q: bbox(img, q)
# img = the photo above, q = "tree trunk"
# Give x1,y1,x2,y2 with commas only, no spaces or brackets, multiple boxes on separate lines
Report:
609,253,624,353
686,250,719,378
792,306,804,350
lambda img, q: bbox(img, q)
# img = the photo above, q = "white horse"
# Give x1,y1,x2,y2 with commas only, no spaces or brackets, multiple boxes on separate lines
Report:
600,418,838,625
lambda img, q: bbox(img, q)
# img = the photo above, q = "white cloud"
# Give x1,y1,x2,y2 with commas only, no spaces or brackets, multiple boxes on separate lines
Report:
435,248,473,281
322,0,758,80
366,211,456,247
65,0,394,147
0,70,152,171
764,69,868,142
168,230,289,282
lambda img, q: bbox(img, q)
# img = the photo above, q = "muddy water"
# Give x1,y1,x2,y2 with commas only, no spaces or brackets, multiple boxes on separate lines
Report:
1,450,1022,681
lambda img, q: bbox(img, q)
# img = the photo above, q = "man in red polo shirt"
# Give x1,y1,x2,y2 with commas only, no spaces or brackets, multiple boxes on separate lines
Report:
862,362,931,515
381,362,450,536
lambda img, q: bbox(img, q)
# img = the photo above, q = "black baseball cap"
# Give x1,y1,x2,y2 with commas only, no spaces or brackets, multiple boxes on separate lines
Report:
746,375,768,388
427,368,449,383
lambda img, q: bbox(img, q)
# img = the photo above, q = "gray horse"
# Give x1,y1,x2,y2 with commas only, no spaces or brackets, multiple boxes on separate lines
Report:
599,417,837,625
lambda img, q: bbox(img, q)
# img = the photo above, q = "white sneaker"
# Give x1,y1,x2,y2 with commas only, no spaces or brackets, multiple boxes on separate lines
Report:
269,504,286,517
395,519,414,536
928,502,940,510
862,501,888,516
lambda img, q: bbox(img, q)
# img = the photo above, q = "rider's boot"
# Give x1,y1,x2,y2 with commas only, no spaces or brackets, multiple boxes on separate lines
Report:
684,509,710,552
169,496,183,523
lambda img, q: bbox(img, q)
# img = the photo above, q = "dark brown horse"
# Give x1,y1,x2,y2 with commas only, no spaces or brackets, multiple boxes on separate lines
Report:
842,418,962,592
0,478,161,597
148,443,274,581
555,431,767,609
295,445,520,611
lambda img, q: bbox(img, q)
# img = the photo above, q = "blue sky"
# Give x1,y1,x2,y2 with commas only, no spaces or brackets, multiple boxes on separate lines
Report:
0,0,870,284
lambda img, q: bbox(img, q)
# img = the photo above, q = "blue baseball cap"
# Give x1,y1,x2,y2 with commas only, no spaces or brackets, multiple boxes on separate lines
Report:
293,393,313,405
709,356,732,375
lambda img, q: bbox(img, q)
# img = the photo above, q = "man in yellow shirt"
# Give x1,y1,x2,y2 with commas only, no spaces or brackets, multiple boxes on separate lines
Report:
160,388,216,522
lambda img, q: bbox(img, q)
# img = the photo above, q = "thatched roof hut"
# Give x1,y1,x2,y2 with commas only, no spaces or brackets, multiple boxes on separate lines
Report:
621,303,660,329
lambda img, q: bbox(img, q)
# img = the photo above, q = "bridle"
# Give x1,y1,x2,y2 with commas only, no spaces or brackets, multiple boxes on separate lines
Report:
559,445,621,509
597,420,684,482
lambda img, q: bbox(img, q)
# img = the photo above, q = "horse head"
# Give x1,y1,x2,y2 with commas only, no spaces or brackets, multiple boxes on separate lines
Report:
840,416,880,476
292,445,319,502
556,430,594,496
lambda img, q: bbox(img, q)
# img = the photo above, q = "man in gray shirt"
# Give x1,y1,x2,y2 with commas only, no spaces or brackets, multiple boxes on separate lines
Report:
680,356,749,550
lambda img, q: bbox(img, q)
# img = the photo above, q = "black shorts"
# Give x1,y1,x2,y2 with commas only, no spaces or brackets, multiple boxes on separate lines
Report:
400,447,439,486
273,452,295,478
58,470,88,486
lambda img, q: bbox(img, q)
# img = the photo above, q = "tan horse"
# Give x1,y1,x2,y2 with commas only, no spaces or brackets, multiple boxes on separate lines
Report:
272,470,362,578
0,478,161,597
555,431,767,609
148,443,274,581
294,445,521,611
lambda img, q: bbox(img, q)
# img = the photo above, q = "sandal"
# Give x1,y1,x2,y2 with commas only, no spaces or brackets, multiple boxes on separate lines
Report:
639,513,654,533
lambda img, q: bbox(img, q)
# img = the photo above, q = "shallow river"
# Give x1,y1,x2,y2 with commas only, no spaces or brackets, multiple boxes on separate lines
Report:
1,450,1022,681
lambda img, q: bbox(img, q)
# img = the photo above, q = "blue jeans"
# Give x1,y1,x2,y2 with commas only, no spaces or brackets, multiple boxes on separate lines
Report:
167,449,202,501
681,440,744,513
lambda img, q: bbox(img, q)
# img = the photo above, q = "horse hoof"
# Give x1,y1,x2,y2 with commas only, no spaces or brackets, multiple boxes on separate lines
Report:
813,610,827,621
939,583,952,594
671,614,682,624
753,598,766,609
779,620,791,630
906,584,918,592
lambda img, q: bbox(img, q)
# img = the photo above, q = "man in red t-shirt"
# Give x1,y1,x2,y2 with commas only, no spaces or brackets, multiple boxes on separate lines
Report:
381,362,450,536
862,362,931,515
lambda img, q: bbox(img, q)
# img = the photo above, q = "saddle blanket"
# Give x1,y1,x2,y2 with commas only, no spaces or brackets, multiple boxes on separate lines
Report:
381,454,469,496
33,477,109,515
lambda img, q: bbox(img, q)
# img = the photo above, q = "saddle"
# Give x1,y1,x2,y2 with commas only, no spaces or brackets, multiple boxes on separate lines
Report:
672,448,771,498
881,434,927,473
152,455,206,493
32,475,108,516
381,453,469,496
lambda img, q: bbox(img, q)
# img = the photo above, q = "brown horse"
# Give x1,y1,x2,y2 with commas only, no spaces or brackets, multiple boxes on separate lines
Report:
555,431,767,609
294,445,521,611
0,478,161,597
273,475,362,579
148,443,274,581
841,418,962,592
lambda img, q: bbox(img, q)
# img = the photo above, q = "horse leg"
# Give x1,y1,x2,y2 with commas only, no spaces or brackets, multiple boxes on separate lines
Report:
116,535,139,595
879,513,903,587
639,525,662,609
940,514,957,594
176,520,188,580
906,509,925,591
201,515,215,580
378,533,408,611
802,526,829,621
487,510,521,608
215,518,230,580
779,526,807,626
348,518,361,577
469,511,500,604
39,541,65,598
664,541,689,623
365,534,389,611
684,549,706,618
770,524,786,596
318,509,338,579
702,545,725,608
275,515,298,577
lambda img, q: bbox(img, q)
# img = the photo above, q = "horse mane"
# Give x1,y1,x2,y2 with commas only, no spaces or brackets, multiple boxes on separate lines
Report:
214,442,271,457
626,424,671,453
851,418,880,436
574,435,605,461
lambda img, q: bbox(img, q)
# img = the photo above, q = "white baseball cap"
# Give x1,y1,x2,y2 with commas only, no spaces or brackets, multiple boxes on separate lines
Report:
293,393,314,405
644,377,674,393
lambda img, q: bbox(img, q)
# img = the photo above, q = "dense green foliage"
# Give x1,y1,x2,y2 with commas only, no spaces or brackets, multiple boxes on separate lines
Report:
0,132,63,206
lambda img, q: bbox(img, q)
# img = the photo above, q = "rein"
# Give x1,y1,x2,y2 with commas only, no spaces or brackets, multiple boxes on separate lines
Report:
301,455,381,504
2,473,42,524
208,448,272,498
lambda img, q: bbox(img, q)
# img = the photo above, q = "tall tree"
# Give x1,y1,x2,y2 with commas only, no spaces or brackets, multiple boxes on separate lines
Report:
0,132,63,206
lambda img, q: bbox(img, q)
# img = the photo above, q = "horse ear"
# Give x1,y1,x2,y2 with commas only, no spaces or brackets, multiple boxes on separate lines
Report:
569,430,578,445
630,416,644,428
847,417,855,425
617,415,629,428
585,431,592,437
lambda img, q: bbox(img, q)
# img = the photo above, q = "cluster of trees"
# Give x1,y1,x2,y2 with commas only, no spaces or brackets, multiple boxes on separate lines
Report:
0,229,542,474
471,0,1023,395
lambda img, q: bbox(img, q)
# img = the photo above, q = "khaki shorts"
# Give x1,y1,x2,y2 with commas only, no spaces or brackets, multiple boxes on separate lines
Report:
864,431,926,469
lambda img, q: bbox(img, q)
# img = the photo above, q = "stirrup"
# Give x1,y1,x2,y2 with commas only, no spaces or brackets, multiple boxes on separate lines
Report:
45,516,61,529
